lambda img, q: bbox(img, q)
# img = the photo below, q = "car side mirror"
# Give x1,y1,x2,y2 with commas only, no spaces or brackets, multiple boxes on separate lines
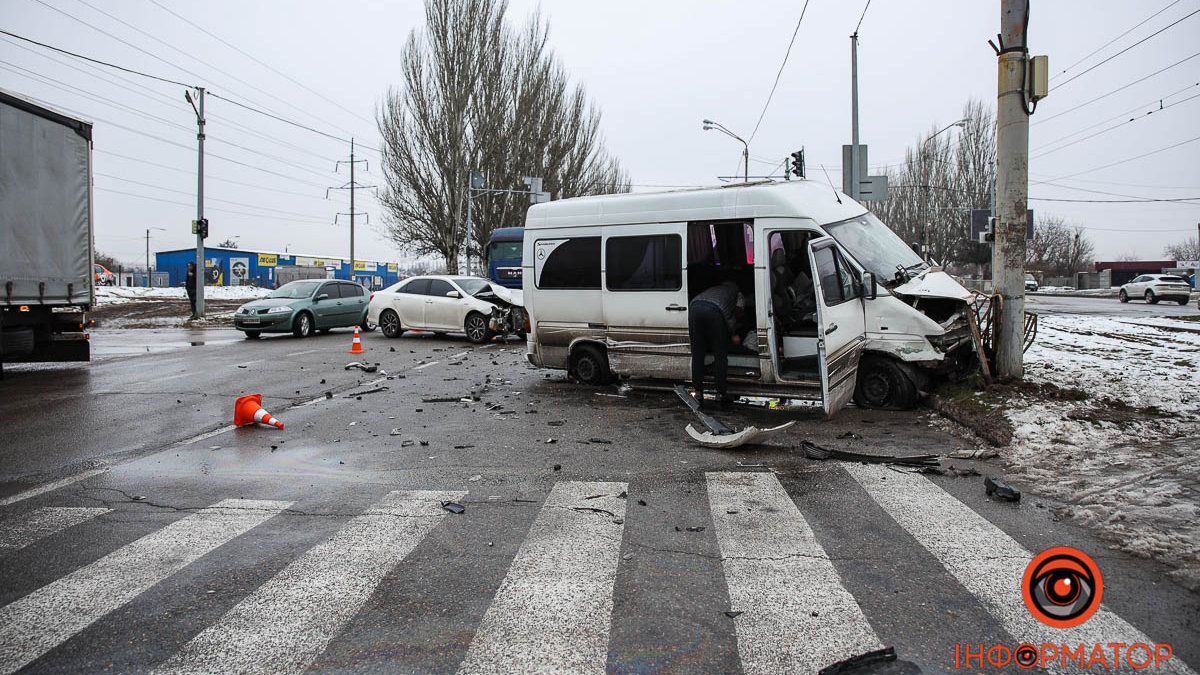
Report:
446,290,461,298
315,293,328,302
862,271,877,300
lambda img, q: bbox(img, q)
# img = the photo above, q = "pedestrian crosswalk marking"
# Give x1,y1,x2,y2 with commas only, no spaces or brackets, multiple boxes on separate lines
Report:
457,481,628,675
0,468,108,507
0,499,290,675
844,464,1197,675
153,490,466,675
706,471,882,673
0,507,109,551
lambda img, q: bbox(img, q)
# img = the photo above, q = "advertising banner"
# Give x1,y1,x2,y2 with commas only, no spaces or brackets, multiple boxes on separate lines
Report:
229,257,250,285
257,253,277,267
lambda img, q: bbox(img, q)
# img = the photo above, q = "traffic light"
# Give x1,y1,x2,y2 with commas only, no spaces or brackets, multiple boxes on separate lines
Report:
191,218,209,238
789,150,805,178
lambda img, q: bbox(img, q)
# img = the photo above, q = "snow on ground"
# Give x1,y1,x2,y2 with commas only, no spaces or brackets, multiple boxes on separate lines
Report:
1001,313,1200,589
94,286,270,306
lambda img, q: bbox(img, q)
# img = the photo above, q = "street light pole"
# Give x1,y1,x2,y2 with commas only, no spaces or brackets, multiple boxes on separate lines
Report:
185,87,206,318
702,119,749,183
918,119,967,259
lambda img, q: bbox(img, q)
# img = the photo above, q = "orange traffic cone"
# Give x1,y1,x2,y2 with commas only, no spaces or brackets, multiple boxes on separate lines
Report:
348,326,365,354
233,393,284,429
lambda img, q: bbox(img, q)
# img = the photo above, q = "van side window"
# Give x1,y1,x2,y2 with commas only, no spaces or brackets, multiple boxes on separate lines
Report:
813,245,860,306
538,237,600,289
606,234,682,291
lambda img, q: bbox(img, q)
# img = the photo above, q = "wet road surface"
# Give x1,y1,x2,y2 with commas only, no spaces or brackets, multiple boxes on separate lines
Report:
1027,292,1198,317
1,326,1197,673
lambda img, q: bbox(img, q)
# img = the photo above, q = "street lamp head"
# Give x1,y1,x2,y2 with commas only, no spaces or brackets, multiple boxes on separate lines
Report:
184,90,193,104
702,119,714,125
702,124,713,131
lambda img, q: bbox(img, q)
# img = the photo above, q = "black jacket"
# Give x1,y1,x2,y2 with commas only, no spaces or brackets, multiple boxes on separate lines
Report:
185,270,196,293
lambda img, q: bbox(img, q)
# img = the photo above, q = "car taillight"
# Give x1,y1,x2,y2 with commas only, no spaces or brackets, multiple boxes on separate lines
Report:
369,293,374,301
523,312,531,333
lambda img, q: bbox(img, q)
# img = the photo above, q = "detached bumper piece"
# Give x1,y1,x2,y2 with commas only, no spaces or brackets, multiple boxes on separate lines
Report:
798,440,939,468
673,385,795,450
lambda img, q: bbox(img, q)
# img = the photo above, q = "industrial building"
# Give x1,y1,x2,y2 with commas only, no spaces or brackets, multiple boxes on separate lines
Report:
155,247,401,290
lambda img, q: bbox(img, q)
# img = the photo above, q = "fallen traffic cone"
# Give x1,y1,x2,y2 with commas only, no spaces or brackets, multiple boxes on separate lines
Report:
348,325,365,354
233,393,284,429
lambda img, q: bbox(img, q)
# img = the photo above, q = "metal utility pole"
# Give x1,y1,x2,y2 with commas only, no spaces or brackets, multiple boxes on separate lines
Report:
849,33,860,201
145,229,150,278
185,87,206,318
993,0,1034,380
329,138,374,284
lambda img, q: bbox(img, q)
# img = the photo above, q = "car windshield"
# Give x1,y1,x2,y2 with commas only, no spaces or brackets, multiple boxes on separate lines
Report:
267,280,322,299
823,212,925,286
488,242,522,260
452,277,493,296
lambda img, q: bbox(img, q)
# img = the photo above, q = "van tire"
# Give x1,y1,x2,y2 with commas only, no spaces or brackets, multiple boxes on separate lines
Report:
853,355,918,410
570,344,611,385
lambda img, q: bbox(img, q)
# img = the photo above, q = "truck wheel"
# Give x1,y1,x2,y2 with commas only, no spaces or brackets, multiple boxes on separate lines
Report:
853,356,918,410
292,312,314,338
379,310,402,338
570,344,611,385
243,330,261,339
465,312,491,344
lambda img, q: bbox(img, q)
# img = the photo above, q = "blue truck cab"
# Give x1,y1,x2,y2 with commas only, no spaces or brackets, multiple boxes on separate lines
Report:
486,227,524,288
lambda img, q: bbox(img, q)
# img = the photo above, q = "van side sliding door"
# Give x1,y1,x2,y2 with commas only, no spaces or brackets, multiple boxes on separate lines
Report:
602,226,690,380
808,239,867,417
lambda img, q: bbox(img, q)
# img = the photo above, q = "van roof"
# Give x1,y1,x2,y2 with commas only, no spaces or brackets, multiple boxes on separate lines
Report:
524,180,868,230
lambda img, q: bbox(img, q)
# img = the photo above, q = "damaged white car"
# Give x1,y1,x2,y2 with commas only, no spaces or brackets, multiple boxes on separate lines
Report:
521,181,1007,417
367,275,525,344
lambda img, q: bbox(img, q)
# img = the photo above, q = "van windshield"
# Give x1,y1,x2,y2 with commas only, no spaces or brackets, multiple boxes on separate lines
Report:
824,212,925,287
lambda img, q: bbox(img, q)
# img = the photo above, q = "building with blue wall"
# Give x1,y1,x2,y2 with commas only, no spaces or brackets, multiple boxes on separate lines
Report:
155,247,401,290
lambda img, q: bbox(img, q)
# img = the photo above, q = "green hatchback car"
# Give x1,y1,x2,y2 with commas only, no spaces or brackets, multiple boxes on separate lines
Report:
234,279,373,339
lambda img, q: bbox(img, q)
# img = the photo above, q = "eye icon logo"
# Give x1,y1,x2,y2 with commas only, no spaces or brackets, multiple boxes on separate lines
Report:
1022,546,1103,628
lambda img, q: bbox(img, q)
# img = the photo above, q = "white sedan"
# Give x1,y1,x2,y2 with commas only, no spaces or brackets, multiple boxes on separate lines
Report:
367,275,525,344
1118,274,1192,305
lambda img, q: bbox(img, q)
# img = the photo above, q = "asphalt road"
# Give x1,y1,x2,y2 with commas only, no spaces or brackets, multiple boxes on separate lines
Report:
1,325,1197,673
1027,292,1199,316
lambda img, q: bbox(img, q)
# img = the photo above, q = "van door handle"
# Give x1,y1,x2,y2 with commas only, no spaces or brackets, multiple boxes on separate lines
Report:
665,305,687,312
825,323,838,335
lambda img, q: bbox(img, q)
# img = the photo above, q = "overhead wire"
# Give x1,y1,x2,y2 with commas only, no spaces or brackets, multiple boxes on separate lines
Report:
1049,8,1200,92
1034,135,1200,183
1050,0,1183,81
1031,89,1200,159
1033,50,1200,126
746,0,811,144
95,173,335,220
0,27,190,87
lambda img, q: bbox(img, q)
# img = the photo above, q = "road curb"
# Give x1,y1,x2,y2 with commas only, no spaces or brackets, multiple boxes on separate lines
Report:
925,394,1013,448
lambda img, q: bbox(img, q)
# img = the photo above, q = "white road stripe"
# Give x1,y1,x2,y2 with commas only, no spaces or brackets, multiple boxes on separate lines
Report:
0,468,109,507
447,350,469,360
176,425,237,447
154,490,464,675
706,472,881,673
0,507,109,551
458,481,627,675
0,498,290,675
413,360,439,371
284,348,324,357
844,464,1197,675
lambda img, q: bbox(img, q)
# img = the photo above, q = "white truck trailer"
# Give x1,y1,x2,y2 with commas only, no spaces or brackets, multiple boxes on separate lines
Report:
0,88,94,372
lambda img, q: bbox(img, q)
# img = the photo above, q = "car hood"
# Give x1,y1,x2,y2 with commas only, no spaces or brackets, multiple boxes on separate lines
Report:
893,269,974,301
239,297,300,311
483,284,523,307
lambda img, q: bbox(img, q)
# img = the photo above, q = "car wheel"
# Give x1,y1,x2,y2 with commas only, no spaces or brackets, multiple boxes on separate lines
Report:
292,312,314,338
570,344,612,385
1145,290,1158,304
243,330,261,339
853,356,918,410
465,312,491,344
360,313,375,332
1177,298,1189,306
1118,290,1128,303
379,309,402,338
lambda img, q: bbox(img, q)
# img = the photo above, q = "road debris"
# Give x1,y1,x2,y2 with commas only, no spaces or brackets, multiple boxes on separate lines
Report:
468,474,482,482
948,465,981,477
440,501,465,514
685,526,705,532
390,429,402,436
572,506,616,518
798,440,939,468
344,362,378,373
345,386,387,397
984,476,1022,502
674,385,794,449
836,431,861,440
818,646,897,675
724,611,743,619
588,437,613,444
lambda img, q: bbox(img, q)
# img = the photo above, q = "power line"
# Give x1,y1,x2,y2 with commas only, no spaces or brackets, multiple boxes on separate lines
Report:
206,92,349,143
1049,8,1200,92
1034,81,1199,146
95,186,336,225
1051,0,1182,81
96,149,333,200
95,173,333,220
1034,50,1200,126
1029,195,1200,203
746,0,811,144
145,0,377,130
1032,89,1200,159
0,27,191,86
853,0,873,35
1034,134,1200,183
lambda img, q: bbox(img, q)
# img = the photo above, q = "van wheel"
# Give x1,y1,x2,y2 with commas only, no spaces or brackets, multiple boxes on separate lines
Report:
465,312,491,344
853,356,917,410
570,344,611,385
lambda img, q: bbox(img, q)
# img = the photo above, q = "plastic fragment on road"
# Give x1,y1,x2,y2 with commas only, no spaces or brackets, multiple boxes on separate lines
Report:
685,422,796,449
440,501,465,514
984,476,1022,502
818,646,897,675
344,362,378,373
798,440,939,468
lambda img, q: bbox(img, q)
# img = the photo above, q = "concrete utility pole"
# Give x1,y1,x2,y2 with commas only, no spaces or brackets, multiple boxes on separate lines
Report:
329,138,373,284
186,87,206,318
849,32,860,201
992,0,1033,380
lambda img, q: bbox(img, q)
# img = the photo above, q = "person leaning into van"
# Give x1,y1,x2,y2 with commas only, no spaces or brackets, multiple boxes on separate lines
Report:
688,280,746,409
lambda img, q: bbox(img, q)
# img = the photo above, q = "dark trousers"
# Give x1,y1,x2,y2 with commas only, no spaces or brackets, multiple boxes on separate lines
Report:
689,301,729,397
186,291,196,317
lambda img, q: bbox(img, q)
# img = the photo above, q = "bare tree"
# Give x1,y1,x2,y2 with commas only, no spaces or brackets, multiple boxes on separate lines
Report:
1163,235,1200,260
1027,215,1095,277
377,0,628,272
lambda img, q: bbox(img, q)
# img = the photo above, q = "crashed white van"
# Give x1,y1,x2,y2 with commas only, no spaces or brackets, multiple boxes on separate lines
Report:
521,180,979,417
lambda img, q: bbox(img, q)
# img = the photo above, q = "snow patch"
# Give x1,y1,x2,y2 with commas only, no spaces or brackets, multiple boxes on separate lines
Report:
94,286,270,306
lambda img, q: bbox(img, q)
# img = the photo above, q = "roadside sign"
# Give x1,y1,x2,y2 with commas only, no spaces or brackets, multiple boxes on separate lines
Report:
970,209,1034,241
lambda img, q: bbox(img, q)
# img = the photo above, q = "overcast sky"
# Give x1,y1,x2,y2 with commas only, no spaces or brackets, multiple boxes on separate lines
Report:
2,0,1197,265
